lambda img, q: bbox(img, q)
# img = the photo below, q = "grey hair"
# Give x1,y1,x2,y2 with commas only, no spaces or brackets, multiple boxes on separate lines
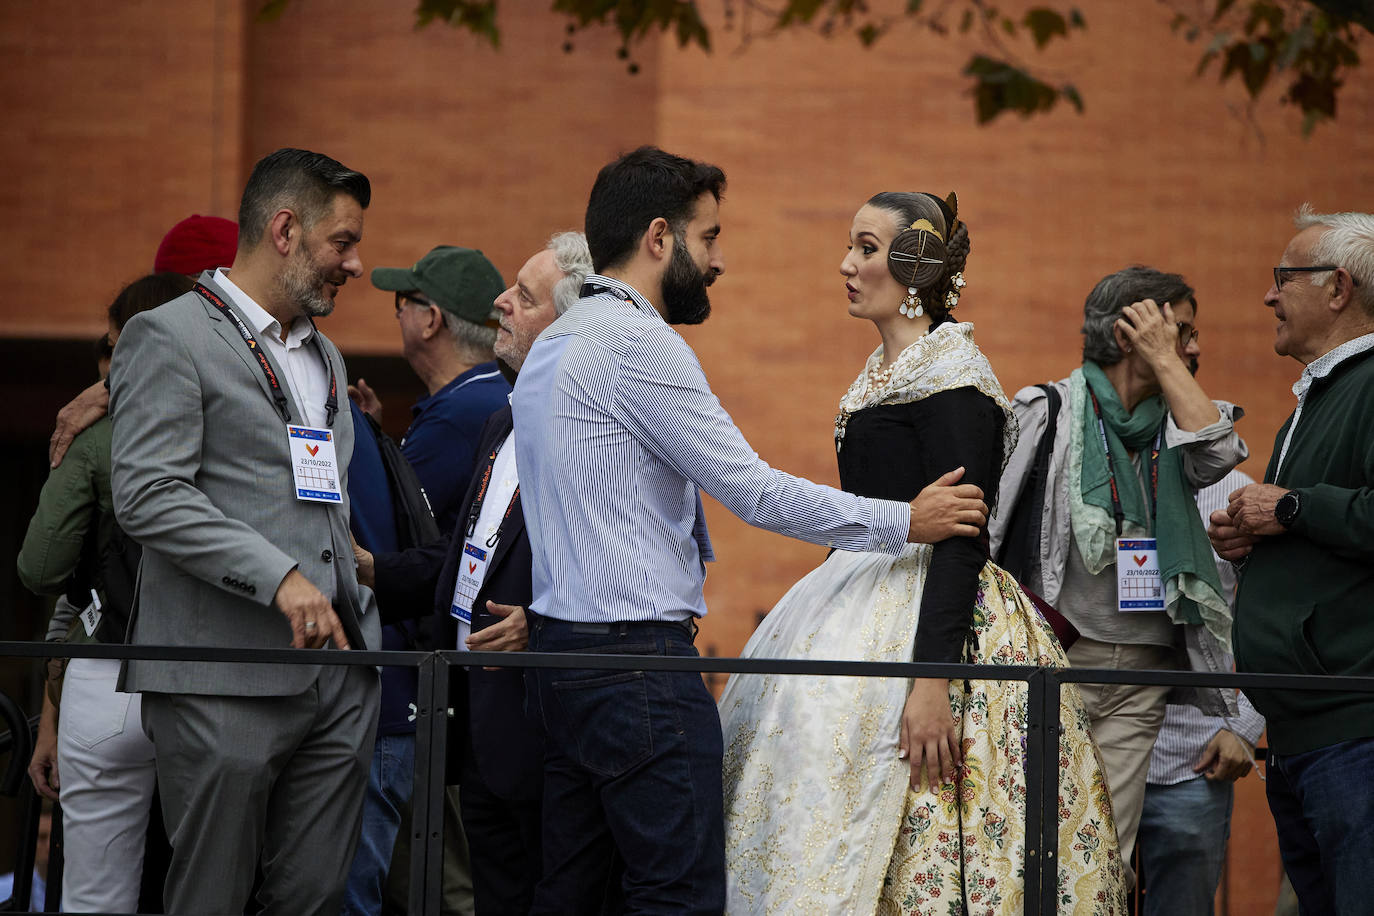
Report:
1081,266,1197,365
441,309,496,360
547,231,593,316
1294,203,1374,315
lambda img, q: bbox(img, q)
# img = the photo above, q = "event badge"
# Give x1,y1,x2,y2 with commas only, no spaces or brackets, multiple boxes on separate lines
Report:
1116,537,1164,613
81,589,103,637
449,542,489,625
287,425,342,503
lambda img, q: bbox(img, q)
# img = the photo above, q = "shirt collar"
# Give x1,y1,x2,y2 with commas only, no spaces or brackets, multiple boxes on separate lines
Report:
1293,331,1374,399
412,361,503,414
213,268,316,349
579,274,662,321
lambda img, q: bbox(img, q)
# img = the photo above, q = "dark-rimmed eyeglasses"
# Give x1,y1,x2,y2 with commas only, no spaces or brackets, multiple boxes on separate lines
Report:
1273,265,1362,290
1176,322,1199,346
394,291,436,315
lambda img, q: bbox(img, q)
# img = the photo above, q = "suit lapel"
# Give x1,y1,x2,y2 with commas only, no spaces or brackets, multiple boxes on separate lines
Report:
197,277,309,425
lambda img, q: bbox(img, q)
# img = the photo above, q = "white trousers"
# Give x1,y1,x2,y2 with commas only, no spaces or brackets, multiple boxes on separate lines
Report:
57,657,157,913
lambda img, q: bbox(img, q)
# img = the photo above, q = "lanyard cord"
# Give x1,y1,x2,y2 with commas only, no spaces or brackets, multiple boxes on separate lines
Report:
1088,388,1163,538
195,283,338,427
464,441,520,548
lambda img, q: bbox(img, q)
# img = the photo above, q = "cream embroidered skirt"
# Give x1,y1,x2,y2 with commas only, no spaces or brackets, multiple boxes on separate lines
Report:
719,544,1127,915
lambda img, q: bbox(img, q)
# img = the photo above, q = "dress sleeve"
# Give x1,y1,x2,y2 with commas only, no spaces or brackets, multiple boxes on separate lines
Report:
912,387,1006,664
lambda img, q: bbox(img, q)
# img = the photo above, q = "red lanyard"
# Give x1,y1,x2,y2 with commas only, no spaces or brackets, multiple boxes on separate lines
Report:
195,282,338,427
1088,388,1163,538
464,440,520,548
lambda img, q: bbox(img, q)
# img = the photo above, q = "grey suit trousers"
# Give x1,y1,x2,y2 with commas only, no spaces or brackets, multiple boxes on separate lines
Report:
143,663,380,915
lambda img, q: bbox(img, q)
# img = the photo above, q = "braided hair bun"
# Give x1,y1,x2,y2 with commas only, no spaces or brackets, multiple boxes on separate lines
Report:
887,220,949,290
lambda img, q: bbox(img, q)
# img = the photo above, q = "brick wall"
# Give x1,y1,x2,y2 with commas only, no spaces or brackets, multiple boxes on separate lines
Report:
3,2,1370,907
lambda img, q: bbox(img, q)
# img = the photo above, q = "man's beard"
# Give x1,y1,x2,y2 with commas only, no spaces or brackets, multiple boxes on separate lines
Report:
280,245,337,319
661,240,712,326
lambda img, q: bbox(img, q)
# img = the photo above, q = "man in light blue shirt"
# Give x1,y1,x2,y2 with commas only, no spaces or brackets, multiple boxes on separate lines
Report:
512,146,989,914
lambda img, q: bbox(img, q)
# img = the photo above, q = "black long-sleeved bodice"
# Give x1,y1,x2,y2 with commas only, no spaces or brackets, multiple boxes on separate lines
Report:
837,385,1006,664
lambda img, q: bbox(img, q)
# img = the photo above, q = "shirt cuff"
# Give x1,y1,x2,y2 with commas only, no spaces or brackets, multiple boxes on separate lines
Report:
868,499,910,555
1164,400,1239,445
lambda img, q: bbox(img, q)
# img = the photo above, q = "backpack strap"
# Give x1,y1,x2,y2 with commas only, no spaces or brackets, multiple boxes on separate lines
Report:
995,383,1060,582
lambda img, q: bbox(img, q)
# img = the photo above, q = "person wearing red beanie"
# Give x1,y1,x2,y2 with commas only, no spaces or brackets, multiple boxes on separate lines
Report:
153,215,238,276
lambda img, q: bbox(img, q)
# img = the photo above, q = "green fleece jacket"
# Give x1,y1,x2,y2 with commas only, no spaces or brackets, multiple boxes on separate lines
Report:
1234,348,1374,755
16,417,114,647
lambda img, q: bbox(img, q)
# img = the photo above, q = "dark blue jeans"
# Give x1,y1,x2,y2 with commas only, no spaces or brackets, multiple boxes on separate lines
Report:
1139,776,1233,916
525,614,724,916
1266,737,1374,916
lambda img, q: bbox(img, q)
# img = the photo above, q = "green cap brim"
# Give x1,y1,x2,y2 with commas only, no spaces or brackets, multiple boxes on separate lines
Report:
371,267,419,293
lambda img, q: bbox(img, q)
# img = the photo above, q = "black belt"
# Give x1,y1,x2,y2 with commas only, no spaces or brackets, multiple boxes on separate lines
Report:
530,611,697,640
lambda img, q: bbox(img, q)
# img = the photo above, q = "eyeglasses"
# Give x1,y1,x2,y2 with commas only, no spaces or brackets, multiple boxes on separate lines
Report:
394,291,436,315
1273,265,1362,290
1176,322,1199,346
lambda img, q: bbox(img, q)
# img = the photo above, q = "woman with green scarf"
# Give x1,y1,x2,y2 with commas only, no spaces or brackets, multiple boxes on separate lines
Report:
989,265,1247,886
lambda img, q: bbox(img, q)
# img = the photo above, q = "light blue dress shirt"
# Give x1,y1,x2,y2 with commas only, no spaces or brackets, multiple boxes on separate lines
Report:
511,275,911,623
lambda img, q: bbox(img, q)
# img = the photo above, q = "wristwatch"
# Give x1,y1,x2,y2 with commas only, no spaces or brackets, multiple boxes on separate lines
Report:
1275,490,1302,529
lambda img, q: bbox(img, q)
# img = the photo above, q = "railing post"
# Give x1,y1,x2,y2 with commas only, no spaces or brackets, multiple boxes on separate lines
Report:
1039,670,1063,916
1023,669,1064,915
409,652,451,916
1024,669,1046,915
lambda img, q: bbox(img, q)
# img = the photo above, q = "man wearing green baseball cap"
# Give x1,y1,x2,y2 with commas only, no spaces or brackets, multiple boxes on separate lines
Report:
357,245,510,533
344,245,510,914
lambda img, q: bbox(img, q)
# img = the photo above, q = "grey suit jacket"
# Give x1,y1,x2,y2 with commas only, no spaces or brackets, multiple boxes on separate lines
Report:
110,273,379,696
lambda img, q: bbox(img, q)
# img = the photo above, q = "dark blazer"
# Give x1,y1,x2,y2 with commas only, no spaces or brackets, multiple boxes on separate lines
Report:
374,405,543,799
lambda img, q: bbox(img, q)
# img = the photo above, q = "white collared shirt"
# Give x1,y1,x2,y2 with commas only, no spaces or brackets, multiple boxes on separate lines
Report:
454,429,519,651
1275,332,1374,479
214,268,330,428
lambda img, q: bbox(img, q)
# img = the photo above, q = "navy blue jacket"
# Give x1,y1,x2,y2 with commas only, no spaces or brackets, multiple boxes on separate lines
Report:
374,405,543,798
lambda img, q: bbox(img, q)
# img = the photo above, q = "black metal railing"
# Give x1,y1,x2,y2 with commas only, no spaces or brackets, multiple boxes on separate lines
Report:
3,639,1372,915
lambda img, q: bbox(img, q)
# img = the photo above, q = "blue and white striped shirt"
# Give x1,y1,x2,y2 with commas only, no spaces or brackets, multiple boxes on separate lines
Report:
511,275,911,623
1148,468,1266,784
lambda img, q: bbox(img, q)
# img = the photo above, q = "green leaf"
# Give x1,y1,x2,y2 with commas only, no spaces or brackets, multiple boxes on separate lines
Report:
256,0,290,22
906,0,924,12
1276,21,1313,70
962,54,1068,123
1069,8,1086,29
414,0,500,45
779,0,828,28
1023,8,1068,48
1211,0,1237,23
1062,83,1084,112
857,22,882,45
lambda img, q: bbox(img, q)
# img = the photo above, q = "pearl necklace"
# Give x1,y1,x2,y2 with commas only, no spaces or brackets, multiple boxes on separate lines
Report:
865,361,898,395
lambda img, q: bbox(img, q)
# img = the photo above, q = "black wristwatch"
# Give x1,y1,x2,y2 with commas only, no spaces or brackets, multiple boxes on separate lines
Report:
1275,490,1302,529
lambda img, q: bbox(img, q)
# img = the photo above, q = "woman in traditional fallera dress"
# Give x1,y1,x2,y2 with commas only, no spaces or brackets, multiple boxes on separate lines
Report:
719,192,1127,915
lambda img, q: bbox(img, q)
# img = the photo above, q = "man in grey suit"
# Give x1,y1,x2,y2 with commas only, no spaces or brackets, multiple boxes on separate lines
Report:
110,148,382,915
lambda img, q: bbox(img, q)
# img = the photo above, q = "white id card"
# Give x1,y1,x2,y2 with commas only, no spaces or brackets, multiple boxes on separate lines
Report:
1117,537,1164,613
81,589,103,637
449,541,489,625
288,425,342,503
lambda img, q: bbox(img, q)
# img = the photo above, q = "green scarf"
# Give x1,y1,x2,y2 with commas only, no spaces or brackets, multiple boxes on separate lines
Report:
1068,363,1232,649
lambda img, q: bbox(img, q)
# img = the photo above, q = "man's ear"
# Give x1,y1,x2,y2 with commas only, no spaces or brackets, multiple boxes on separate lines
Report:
267,209,297,257
420,304,443,340
1330,268,1358,313
1111,319,1132,355
645,217,672,263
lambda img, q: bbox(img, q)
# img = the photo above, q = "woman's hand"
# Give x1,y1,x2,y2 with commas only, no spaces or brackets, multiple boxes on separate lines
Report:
898,677,961,792
1115,298,1181,372
28,692,60,800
